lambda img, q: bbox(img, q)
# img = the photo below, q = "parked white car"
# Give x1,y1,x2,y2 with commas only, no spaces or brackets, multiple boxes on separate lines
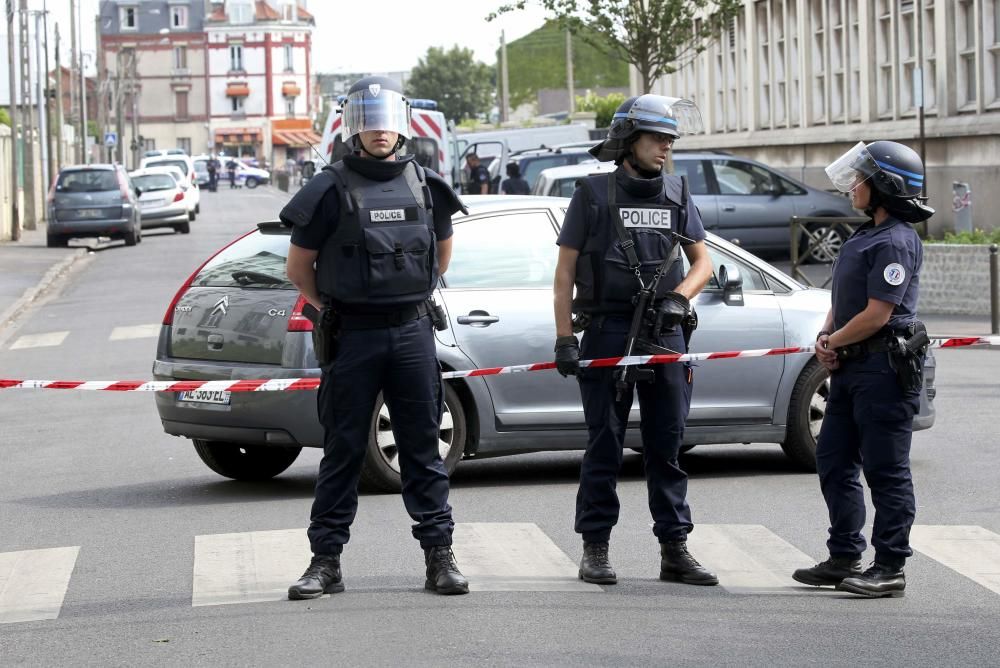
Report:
129,169,190,234
140,154,201,215
142,166,198,221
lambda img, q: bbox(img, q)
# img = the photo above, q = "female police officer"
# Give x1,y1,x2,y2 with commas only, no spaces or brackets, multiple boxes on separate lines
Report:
792,141,933,598
553,95,716,586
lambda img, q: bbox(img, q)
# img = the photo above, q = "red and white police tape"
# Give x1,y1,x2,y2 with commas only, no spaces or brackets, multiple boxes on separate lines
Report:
1,336,996,393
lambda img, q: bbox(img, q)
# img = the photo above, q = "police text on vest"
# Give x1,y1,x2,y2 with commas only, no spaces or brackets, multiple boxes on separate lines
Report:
620,208,672,229
370,209,406,223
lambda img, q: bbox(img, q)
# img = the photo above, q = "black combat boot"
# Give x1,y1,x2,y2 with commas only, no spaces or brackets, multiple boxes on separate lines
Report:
424,546,470,595
659,541,719,586
579,542,617,584
836,562,906,598
287,554,345,600
792,556,863,587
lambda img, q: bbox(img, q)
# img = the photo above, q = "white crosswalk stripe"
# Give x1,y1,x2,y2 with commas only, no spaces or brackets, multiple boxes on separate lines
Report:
0,547,80,624
910,525,1000,595
9,331,70,350
686,524,821,594
193,529,309,607
109,324,161,341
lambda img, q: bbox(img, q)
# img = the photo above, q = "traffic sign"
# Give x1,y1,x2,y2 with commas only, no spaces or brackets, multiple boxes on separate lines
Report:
104,132,117,148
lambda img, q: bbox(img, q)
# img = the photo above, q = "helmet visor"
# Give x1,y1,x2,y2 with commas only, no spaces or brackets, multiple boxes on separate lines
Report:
341,88,411,139
825,141,878,193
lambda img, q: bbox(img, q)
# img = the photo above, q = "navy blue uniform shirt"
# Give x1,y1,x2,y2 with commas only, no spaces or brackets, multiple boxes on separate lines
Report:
464,164,491,194
830,217,922,331
557,169,707,250
290,179,454,250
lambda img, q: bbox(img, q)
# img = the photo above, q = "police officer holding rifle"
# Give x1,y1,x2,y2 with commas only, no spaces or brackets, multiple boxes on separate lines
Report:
552,95,717,586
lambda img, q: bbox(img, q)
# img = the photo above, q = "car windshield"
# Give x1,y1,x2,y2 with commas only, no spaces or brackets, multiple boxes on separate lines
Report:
57,170,119,192
133,174,176,192
147,159,189,175
191,233,294,289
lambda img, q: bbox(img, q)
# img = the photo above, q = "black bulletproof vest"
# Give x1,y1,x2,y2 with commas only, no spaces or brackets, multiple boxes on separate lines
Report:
316,160,437,308
573,171,687,314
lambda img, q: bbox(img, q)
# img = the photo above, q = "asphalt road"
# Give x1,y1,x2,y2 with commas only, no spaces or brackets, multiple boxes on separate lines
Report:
1,188,999,666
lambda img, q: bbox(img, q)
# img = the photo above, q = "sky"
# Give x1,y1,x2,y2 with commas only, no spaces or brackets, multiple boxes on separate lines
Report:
33,0,553,75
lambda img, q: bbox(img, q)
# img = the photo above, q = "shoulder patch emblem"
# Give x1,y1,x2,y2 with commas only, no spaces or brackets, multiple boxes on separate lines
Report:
883,263,906,286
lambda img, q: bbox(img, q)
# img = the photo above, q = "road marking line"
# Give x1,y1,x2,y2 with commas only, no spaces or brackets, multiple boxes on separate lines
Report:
452,523,601,592
686,524,818,594
193,529,309,607
109,324,161,341
9,331,70,350
0,547,80,624
910,525,1000,595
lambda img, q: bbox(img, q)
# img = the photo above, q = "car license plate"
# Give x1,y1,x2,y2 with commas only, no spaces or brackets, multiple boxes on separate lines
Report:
141,199,164,208
178,390,232,405
77,208,102,218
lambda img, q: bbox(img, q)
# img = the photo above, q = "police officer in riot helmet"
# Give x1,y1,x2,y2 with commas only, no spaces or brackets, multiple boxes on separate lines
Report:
281,75,470,598
792,141,932,598
553,94,717,586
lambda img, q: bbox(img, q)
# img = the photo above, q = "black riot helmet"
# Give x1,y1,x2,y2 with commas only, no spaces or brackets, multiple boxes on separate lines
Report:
589,94,703,164
826,140,934,222
340,75,411,156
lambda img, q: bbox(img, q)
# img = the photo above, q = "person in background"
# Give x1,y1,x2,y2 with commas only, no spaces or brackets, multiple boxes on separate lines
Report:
464,153,490,195
501,162,530,195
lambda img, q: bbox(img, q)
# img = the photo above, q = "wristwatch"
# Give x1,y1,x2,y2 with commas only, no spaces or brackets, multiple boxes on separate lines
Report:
817,330,832,339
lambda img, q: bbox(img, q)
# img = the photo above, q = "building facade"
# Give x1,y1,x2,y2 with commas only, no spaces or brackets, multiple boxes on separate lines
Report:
98,0,317,169
648,0,1000,234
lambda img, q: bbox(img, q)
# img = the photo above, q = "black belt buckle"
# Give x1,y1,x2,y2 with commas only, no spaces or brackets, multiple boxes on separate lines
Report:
836,342,865,361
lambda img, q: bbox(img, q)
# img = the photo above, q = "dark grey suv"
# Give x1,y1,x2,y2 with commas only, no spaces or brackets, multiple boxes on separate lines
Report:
47,164,142,247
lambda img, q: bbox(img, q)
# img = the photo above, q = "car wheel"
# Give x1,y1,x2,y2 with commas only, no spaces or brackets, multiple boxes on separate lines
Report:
804,225,846,263
188,210,195,221
781,359,830,471
174,221,191,234
192,439,302,480
195,204,200,214
244,176,258,189
123,225,138,247
359,383,467,493
46,234,67,248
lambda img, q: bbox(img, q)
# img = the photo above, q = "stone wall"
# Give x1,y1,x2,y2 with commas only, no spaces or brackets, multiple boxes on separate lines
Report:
918,245,998,316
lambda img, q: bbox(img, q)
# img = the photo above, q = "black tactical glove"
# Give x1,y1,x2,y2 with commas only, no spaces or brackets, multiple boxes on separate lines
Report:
653,291,691,336
554,335,581,377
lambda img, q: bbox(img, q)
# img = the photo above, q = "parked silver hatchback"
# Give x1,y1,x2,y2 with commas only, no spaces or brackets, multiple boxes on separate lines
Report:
152,197,935,491
46,164,142,247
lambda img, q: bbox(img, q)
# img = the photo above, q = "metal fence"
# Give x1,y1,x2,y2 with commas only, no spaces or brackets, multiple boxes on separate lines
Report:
788,215,869,287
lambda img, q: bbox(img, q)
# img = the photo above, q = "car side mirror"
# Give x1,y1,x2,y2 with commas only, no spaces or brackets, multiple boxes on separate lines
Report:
718,263,744,306
134,187,143,197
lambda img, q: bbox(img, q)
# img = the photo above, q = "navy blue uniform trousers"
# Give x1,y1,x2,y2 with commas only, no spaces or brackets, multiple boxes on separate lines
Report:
307,315,454,554
575,317,694,544
816,351,920,566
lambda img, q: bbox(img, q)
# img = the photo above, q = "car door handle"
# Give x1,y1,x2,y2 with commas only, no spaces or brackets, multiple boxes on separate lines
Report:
457,313,500,326
721,204,736,211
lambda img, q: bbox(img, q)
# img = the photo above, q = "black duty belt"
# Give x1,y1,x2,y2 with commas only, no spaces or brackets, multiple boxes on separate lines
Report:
836,335,894,361
338,302,429,330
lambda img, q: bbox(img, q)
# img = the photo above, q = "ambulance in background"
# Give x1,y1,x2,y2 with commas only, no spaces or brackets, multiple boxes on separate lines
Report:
318,97,455,188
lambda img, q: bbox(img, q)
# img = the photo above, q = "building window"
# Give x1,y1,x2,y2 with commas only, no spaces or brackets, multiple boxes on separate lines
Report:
229,0,253,25
175,91,189,119
171,6,188,29
285,97,295,117
957,0,978,107
178,138,192,155
280,0,296,21
119,6,137,30
229,45,244,72
987,0,1000,105
173,46,187,70
144,137,156,152
231,96,245,114
876,0,894,117
284,44,294,72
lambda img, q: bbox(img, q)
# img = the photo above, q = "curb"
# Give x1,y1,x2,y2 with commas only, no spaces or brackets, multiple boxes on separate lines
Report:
0,248,89,339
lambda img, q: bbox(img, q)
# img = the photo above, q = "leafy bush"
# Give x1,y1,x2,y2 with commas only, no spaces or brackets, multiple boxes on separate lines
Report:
575,92,626,129
926,228,1000,245
0,107,11,127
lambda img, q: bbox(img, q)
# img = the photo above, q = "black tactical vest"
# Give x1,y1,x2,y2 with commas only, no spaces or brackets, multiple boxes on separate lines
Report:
573,171,687,314
316,160,437,308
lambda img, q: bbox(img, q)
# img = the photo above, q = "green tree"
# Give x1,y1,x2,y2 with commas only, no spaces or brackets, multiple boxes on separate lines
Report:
576,91,626,128
407,46,495,123
491,0,741,92
0,107,11,127
503,20,628,109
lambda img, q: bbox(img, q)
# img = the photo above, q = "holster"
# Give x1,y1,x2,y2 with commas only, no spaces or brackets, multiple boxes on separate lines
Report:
302,303,341,366
427,296,449,332
888,321,928,393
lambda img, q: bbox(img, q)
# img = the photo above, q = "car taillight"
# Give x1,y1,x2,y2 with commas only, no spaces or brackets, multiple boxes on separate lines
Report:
173,191,184,202
190,172,197,186
287,294,314,332
162,229,256,325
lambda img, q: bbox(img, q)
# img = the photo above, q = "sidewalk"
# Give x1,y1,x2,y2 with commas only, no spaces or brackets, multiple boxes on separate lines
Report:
0,222,88,332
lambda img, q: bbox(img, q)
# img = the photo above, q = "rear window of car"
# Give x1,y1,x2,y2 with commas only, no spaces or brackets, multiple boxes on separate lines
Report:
193,160,208,171
520,155,579,188
133,174,177,191
147,159,190,175
57,169,119,192
192,232,295,289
